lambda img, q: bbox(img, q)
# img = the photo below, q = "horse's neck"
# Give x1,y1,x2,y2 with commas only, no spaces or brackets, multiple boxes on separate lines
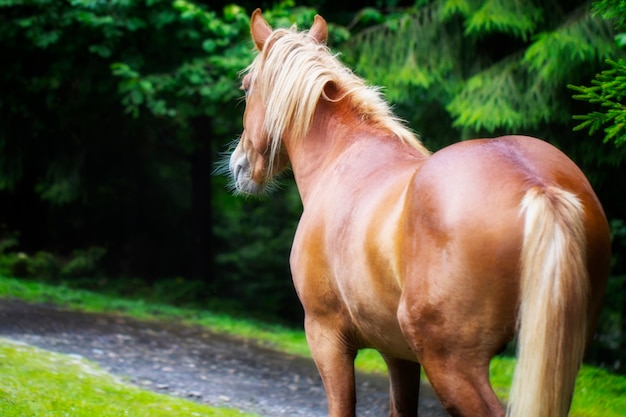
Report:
286,111,424,204
284,121,343,202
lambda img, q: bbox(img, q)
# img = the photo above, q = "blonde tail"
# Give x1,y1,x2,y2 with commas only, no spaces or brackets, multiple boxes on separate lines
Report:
507,186,589,417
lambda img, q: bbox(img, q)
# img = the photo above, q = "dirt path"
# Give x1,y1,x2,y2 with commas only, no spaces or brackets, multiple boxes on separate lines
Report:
0,299,448,417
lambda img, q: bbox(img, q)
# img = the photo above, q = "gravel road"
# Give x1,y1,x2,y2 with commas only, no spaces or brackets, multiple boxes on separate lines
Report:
0,299,448,417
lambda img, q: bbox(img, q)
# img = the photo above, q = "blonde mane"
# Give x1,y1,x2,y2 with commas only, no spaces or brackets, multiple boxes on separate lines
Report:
244,25,430,172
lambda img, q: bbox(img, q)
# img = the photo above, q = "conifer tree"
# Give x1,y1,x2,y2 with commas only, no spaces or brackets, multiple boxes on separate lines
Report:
570,0,626,147
340,0,622,151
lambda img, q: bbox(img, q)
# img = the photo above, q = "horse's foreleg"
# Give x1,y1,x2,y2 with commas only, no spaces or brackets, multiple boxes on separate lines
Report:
305,316,357,417
381,355,420,417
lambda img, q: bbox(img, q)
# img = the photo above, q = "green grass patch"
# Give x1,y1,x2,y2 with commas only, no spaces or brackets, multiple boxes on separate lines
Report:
0,338,257,417
489,356,626,417
1,275,625,417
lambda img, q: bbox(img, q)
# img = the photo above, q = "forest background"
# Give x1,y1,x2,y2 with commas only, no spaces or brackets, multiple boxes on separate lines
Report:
0,0,624,374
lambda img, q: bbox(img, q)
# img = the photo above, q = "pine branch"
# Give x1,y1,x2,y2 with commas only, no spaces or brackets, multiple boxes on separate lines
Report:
523,11,615,84
343,1,461,102
446,55,564,133
592,0,626,32
343,1,622,136
570,59,626,147
463,0,542,40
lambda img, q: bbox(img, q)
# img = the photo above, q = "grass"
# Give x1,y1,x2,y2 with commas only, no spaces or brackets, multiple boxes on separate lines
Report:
0,338,258,417
488,356,626,417
1,275,625,417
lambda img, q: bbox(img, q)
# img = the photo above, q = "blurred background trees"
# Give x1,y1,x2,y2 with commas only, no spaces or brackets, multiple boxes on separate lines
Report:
0,0,624,371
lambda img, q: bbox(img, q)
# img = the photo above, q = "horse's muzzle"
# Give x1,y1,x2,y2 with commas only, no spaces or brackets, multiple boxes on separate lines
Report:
229,150,261,195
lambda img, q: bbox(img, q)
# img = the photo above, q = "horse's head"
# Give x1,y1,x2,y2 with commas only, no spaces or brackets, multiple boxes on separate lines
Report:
229,9,328,195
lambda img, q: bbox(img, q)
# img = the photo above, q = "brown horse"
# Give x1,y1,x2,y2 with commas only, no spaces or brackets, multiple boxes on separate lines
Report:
228,9,611,417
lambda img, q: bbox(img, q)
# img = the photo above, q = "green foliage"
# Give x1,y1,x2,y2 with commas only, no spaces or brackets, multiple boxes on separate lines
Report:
0,0,256,287
212,180,303,319
554,0,626,150
0,338,256,417
447,8,617,134
345,2,460,103
0,229,18,254
34,158,82,205
592,0,626,39
0,233,106,281
446,60,563,132
341,0,620,143
524,15,615,84
570,59,626,147
0,0,325,324
461,0,543,40
107,0,346,127
565,1,626,149
440,0,543,41
0,0,251,204
61,246,107,278
109,2,252,126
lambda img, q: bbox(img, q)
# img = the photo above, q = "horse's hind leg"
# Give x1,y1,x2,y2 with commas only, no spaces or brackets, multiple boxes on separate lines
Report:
381,355,420,417
397,301,506,417
418,352,504,417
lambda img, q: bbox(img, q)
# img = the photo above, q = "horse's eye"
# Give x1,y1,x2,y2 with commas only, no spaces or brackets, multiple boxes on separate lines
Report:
240,85,251,99
241,74,252,98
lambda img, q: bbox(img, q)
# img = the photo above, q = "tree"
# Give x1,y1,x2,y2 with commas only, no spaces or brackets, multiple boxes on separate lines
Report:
569,0,626,373
340,1,623,156
570,58,626,148
0,0,252,283
0,0,335,319
570,0,626,148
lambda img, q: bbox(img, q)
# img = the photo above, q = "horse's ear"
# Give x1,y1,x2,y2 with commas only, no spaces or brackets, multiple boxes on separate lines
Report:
250,8,272,51
322,80,341,102
309,14,328,44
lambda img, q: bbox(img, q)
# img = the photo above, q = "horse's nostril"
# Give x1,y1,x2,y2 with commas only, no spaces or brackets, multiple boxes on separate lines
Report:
231,155,251,190
229,153,238,177
233,162,242,181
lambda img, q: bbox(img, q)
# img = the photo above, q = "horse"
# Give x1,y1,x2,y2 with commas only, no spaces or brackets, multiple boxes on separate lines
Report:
228,9,611,417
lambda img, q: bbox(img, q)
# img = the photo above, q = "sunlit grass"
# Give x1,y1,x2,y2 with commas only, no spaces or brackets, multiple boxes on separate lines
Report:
1,275,625,417
0,338,257,417
489,356,626,417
